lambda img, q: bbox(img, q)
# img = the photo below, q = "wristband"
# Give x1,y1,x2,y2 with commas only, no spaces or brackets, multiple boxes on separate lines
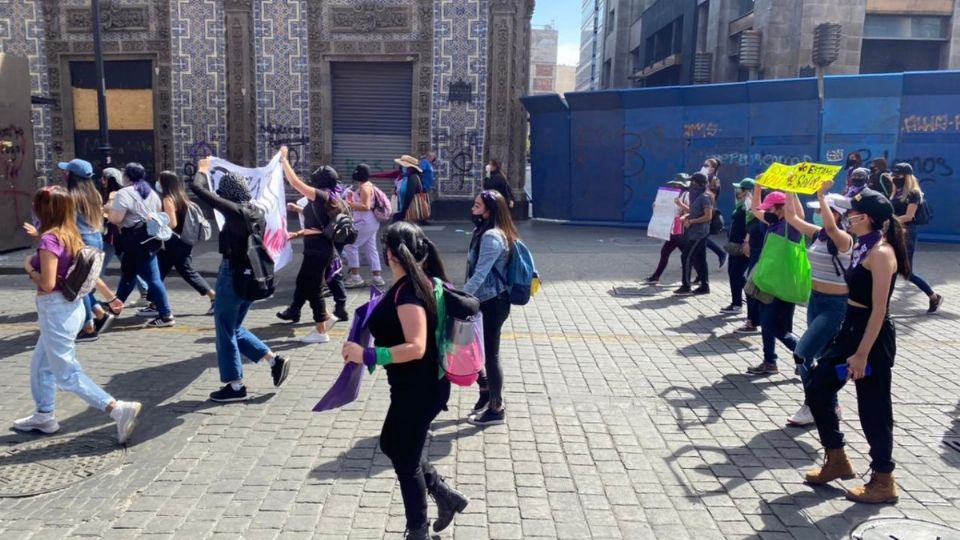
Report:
375,347,393,366
362,348,377,367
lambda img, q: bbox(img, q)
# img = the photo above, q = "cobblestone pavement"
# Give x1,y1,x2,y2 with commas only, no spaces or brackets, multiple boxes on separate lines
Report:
0,222,958,539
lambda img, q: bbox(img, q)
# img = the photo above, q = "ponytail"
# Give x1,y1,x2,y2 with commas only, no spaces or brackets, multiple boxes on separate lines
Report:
382,221,449,316
885,218,911,278
393,242,437,316
421,237,449,283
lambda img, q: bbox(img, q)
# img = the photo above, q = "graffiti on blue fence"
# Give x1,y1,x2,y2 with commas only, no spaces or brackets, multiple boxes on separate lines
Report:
706,151,815,169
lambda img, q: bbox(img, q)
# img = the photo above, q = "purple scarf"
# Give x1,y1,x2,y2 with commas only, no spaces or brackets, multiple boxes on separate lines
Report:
851,230,883,268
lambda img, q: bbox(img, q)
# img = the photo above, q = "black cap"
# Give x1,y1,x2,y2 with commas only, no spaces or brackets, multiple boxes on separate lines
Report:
850,167,870,181
892,162,914,176
837,187,894,223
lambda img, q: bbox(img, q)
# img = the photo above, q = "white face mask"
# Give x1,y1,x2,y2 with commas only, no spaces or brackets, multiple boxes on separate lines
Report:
155,182,163,194
700,166,713,176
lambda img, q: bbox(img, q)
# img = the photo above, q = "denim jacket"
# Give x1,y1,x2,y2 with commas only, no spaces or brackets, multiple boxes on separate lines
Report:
464,229,509,302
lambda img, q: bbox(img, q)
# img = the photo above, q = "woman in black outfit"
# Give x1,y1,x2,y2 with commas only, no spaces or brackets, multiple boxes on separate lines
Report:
342,222,469,539
156,171,216,315
645,174,689,284
803,188,909,505
277,147,344,343
702,158,728,269
483,160,515,208
721,178,755,313
889,163,942,313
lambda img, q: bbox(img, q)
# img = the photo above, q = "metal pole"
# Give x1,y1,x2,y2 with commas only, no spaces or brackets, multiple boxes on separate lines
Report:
91,0,112,166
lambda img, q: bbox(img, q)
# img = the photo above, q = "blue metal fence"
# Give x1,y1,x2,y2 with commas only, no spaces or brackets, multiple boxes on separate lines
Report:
522,70,960,241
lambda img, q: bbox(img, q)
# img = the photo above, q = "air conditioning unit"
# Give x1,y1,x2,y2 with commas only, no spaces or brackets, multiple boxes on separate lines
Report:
738,30,762,70
693,52,713,84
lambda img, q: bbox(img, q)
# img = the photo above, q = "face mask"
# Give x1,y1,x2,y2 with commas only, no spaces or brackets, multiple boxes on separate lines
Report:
700,167,714,176
812,212,824,226
471,214,486,227
763,212,779,224
155,182,163,194
840,216,850,229
894,177,905,186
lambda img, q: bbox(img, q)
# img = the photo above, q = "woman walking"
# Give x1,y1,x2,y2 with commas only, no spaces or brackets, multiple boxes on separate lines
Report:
783,185,853,426
105,163,175,328
276,147,343,342
702,158,728,269
342,222,469,539
156,171,216,315
674,173,713,295
890,163,943,313
464,190,518,426
720,178,754,313
188,159,290,402
734,184,769,334
99,167,149,306
394,155,425,222
746,189,800,376
343,164,385,288
803,188,909,504
645,174,690,284
482,160,515,209
14,186,141,443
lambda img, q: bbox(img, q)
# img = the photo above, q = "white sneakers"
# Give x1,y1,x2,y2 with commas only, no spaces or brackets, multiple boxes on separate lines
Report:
787,404,815,426
787,404,843,427
13,412,60,434
110,401,142,444
370,276,386,288
301,329,331,343
344,275,365,288
14,401,141,445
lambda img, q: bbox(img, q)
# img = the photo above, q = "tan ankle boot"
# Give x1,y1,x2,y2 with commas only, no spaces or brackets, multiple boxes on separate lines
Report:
846,471,898,504
805,448,856,485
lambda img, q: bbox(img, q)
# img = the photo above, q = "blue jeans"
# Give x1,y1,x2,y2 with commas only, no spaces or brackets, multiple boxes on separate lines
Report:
214,261,270,383
795,291,848,385
116,245,172,318
760,298,798,364
31,294,114,413
103,241,148,294
80,232,103,327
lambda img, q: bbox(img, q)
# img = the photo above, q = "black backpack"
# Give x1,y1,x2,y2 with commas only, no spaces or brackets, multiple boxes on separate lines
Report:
710,210,725,235
310,195,359,244
233,205,276,301
913,195,933,225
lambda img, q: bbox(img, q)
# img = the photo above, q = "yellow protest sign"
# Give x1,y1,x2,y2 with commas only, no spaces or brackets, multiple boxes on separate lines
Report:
757,162,842,194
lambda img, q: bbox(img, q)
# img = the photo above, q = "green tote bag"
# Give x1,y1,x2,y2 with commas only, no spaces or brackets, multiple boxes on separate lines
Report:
751,224,812,305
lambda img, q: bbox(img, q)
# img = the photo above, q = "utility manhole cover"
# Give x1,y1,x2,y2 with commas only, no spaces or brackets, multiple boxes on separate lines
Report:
851,517,960,540
0,434,124,497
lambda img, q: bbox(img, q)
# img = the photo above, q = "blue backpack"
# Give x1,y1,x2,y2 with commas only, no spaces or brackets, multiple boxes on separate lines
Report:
493,239,539,306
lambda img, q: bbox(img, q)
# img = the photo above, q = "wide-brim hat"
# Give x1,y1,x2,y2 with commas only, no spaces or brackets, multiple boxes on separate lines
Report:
806,193,848,214
394,155,422,172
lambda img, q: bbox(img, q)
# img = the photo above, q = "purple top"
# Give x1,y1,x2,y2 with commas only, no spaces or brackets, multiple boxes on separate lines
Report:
30,233,73,292
767,218,802,243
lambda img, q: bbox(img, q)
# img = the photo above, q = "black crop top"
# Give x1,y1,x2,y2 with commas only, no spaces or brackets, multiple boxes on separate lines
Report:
845,263,895,309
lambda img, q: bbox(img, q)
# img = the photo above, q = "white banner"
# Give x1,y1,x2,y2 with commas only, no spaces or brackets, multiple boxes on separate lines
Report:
206,152,293,271
648,187,681,242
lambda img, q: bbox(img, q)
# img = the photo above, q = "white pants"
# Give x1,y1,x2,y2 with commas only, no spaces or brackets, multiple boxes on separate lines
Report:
344,217,381,272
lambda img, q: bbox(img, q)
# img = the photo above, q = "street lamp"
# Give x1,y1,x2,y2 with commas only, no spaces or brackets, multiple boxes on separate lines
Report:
812,23,841,163
91,0,112,167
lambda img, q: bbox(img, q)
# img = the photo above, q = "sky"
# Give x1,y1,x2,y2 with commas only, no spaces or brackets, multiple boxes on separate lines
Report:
532,1,582,66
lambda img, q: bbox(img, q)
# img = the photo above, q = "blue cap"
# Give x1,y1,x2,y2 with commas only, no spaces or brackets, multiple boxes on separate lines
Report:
58,158,94,178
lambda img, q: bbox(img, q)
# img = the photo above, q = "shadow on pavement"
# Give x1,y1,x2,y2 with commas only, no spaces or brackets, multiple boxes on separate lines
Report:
659,373,795,428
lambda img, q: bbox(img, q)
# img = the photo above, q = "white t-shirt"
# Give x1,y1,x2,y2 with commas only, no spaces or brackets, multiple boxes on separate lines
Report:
112,185,162,229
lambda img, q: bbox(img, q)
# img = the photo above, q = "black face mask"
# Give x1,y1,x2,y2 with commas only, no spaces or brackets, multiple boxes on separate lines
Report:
471,214,486,227
763,212,779,224
893,177,905,186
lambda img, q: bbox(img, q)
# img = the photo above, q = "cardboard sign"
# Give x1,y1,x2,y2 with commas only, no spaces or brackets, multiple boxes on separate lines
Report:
648,186,681,241
758,162,842,194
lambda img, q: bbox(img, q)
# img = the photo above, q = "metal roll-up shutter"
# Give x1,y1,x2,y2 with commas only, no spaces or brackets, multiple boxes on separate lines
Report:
332,62,413,179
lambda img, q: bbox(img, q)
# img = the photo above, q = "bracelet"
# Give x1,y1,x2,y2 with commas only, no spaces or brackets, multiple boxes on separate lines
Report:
362,348,377,367
363,347,393,367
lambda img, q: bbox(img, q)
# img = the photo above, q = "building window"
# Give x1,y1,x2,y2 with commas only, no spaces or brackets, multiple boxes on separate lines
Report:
607,9,615,35
630,46,642,74
864,15,949,40
603,59,612,87
735,0,754,19
645,16,683,68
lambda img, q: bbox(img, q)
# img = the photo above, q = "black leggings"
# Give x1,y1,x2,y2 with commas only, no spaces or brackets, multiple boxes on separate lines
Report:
158,236,212,296
727,254,749,307
681,236,708,288
806,306,896,473
380,381,450,530
476,292,511,409
291,238,334,323
650,239,681,280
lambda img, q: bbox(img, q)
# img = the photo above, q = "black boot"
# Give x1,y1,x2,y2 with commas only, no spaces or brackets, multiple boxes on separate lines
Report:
333,303,349,322
403,523,430,540
429,477,469,532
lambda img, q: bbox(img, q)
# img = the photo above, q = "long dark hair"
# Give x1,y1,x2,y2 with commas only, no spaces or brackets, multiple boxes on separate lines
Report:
158,171,189,214
124,162,152,199
473,190,519,257
883,218,911,278
382,221,448,315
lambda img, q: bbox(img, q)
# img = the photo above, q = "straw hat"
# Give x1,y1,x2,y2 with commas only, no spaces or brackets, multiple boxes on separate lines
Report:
394,154,422,172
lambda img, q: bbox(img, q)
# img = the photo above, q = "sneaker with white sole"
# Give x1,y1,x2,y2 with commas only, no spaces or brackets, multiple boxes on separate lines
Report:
145,316,175,328
136,305,159,318
344,275,365,288
370,276,386,288
13,412,60,434
301,329,331,343
787,404,815,427
110,401,141,444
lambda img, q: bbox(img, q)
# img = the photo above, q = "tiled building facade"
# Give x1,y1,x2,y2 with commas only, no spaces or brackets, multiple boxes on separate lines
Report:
0,0,534,204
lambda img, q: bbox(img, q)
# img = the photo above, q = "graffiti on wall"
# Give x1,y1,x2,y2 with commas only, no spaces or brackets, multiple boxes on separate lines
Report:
902,114,960,134
683,122,720,138
707,151,815,169
260,122,309,169
434,129,481,191
182,140,215,177
0,124,32,224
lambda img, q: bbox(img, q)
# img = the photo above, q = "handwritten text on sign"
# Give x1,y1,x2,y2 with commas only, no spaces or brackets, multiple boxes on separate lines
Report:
758,162,842,194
